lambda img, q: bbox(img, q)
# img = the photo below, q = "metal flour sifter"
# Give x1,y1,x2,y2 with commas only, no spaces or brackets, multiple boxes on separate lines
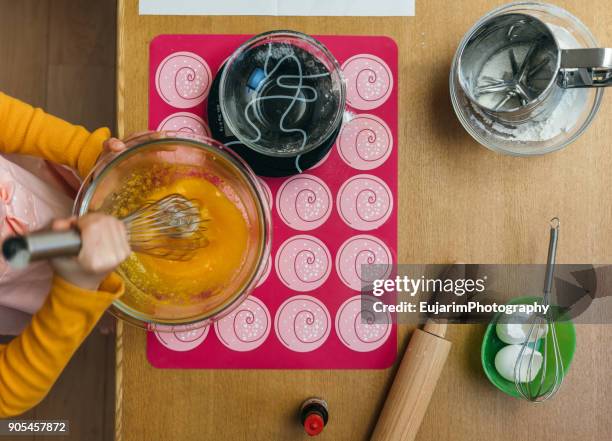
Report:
450,3,612,155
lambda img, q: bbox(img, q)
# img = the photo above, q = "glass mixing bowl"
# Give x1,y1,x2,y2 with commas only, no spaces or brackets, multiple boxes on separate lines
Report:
219,30,346,157
74,132,271,329
450,2,604,155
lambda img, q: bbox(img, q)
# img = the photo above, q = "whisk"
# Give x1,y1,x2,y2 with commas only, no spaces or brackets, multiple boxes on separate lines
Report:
121,194,208,260
2,194,208,269
514,217,564,402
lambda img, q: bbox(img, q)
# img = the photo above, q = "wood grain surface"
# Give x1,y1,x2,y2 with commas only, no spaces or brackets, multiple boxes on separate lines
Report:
116,0,612,440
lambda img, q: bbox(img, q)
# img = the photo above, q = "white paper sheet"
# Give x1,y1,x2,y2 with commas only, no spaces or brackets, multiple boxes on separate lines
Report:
139,0,415,17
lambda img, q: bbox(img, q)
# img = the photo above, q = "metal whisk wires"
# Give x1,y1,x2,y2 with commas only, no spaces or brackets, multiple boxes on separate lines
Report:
515,217,564,402
121,194,208,261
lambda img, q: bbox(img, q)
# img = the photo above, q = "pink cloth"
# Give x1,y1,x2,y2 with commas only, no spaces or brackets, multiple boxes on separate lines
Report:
0,155,75,335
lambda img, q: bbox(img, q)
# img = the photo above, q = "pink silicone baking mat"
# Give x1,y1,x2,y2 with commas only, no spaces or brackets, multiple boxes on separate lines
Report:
146,34,398,369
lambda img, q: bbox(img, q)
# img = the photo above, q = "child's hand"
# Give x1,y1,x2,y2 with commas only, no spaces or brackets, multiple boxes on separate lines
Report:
103,137,128,153
50,214,131,291
103,131,157,154
96,131,156,173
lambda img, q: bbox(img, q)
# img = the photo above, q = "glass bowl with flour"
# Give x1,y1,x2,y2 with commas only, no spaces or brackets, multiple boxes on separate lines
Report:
450,2,606,155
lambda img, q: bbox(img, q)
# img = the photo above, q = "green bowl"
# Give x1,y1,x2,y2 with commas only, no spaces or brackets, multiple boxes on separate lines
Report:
481,296,576,398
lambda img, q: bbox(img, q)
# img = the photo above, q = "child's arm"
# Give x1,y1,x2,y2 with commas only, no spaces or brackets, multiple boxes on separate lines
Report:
0,214,129,418
0,275,123,418
0,92,110,178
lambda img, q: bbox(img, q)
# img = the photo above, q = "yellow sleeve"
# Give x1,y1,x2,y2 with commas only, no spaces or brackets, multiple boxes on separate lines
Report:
0,92,110,178
0,273,124,418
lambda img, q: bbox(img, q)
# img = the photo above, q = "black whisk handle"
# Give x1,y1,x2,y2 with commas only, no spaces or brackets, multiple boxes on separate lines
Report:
2,229,82,269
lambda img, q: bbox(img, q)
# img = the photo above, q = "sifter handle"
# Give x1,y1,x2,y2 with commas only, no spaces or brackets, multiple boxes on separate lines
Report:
2,229,82,269
559,48,612,88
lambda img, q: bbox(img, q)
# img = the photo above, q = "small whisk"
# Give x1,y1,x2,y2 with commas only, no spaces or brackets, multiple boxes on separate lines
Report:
514,217,564,402
121,194,208,260
1,194,209,268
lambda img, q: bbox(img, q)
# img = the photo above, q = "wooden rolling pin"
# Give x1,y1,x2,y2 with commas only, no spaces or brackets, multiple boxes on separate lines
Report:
370,320,451,441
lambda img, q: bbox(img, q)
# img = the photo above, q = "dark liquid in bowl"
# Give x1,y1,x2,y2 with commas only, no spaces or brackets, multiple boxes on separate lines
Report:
223,42,341,155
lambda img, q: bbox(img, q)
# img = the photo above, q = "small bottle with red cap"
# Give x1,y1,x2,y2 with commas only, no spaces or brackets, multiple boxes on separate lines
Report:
299,398,328,437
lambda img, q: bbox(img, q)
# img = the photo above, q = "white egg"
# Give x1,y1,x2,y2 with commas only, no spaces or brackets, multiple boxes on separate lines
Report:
495,344,543,383
496,312,548,344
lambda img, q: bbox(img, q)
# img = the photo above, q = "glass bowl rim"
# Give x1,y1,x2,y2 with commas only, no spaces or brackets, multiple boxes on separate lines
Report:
74,132,272,328
449,1,604,156
218,29,347,158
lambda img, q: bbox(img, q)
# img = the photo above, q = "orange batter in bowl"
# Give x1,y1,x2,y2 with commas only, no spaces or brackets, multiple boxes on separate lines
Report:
107,166,249,319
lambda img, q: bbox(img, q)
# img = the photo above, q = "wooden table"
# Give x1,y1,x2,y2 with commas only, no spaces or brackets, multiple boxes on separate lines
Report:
116,0,612,439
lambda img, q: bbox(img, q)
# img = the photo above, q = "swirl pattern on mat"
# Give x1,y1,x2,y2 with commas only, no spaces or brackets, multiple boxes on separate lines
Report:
341,54,393,110
214,296,271,352
335,295,392,352
337,114,393,170
337,174,393,231
336,235,393,291
275,235,332,291
274,295,331,352
154,323,210,352
157,112,211,137
276,175,332,231
155,51,212,108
